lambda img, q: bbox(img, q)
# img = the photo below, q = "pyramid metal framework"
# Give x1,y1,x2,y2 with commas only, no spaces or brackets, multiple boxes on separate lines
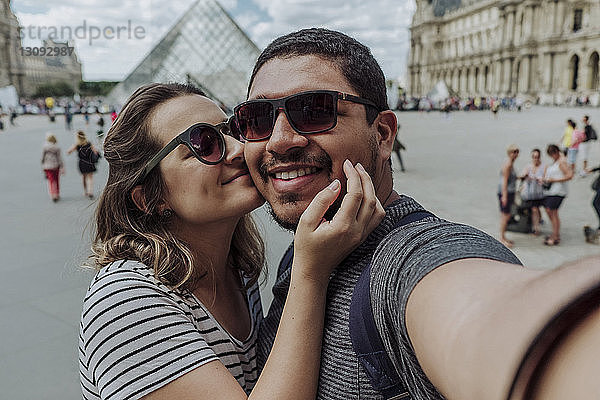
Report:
107,0,260,111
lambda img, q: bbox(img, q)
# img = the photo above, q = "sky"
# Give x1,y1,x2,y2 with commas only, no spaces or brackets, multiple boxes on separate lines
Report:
12,0,416,84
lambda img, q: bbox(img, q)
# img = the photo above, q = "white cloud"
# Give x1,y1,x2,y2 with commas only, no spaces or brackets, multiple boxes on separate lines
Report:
13,0,415,82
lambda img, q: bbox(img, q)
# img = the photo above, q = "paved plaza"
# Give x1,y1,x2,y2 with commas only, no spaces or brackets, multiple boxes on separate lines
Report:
1,108,599,399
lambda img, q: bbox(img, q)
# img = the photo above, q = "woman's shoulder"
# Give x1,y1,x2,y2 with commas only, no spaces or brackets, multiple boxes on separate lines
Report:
85,260,166,302
82,260,181,323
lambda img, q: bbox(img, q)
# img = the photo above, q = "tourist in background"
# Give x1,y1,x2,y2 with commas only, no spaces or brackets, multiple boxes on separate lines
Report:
498,144,519,248
41,133,64,202
567,120,585,172
581,115,597,174
65,107,73,131
519,148,545,236
542,144,574,246
67,131,100,199
560,119,574,155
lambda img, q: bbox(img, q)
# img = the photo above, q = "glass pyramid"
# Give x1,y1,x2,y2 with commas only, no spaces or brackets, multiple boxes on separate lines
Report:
107,0,259,111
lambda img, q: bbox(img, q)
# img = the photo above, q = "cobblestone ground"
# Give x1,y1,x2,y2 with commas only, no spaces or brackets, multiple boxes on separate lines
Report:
0,108,599,398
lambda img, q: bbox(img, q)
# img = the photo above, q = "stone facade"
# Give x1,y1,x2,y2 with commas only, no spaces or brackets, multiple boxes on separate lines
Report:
20,38,83,97
0,0,24,93
407,0,600,105
0,0,82,97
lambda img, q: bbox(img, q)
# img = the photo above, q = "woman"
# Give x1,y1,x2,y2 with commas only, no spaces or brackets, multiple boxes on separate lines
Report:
559,118,574,155
79,83,384,400
41,133,64,202
519,148,545,235
567,121,585,172
67,130,100,199
542,144,574,246
498,144,519,248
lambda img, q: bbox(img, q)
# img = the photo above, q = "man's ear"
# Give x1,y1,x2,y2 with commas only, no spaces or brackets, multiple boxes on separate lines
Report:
376,110,398,161
131,185,150,214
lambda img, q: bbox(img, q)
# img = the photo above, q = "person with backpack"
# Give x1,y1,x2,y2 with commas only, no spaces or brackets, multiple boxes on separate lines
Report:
581,115,598,174
241,28,600,400
67,130,100,199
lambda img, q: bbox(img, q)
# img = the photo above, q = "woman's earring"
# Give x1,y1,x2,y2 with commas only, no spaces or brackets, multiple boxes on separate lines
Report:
161,209,174,219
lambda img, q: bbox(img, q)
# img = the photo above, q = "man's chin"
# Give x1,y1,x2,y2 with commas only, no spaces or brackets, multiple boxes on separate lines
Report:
266,195,342,232
267,202,303,232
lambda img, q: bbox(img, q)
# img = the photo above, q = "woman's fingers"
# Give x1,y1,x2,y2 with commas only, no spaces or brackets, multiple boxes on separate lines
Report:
298,179,341,231
331,159,363,225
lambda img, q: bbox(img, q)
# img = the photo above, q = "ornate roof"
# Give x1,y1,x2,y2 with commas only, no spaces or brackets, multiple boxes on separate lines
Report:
430,0,463,17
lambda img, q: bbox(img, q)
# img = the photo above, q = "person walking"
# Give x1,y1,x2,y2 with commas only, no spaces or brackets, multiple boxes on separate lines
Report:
96,112,105,139
567,121,585,172
498,144,519,247
519,148,545,235
560,119,574,155
67,131,99,199
65,107,73,131
41,133,64,202
581,115,597,174
542,144,574,246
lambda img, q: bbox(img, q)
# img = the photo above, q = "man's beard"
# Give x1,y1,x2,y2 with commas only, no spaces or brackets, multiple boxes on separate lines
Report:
259,136,378,231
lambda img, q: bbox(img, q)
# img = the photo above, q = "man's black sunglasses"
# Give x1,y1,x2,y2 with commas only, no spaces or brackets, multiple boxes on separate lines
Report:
233,90,379,141
137,117,240,184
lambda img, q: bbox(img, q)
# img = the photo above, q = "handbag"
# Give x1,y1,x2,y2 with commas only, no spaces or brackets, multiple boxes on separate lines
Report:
90,150,100,164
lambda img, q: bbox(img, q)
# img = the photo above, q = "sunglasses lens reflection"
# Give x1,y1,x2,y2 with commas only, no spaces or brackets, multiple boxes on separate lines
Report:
236,102,274,140
286,92,335,133
190,126,223,163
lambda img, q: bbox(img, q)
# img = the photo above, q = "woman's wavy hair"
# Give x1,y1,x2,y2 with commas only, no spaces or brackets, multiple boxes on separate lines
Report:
90,82,265,290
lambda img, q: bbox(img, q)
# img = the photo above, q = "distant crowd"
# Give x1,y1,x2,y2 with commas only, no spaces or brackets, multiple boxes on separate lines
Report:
498,115,600,247
397,95,530,113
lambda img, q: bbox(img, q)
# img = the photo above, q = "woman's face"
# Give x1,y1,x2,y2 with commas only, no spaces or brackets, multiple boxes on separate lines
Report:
509,149,519,161
531,151,541,165
149,95,264,226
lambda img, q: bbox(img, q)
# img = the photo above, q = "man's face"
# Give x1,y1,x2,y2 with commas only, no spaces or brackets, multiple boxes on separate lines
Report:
243,55,382,230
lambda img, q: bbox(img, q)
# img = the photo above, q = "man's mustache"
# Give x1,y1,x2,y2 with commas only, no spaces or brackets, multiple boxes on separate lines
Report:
258,149,333,182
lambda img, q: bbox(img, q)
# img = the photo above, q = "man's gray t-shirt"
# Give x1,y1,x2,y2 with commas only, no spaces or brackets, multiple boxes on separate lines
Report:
258,196,521,399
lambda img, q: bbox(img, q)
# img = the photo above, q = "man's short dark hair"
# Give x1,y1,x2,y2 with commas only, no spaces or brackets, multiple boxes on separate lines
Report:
247,28,388,125
584,115,590,121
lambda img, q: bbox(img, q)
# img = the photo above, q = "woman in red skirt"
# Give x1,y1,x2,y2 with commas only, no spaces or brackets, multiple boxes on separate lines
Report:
41,133,64,202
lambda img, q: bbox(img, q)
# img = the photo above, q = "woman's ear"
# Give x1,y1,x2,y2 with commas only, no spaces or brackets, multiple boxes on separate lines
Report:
131,185,149,214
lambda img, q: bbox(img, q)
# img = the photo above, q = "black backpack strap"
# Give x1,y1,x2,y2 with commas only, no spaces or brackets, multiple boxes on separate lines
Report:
349,210,434,400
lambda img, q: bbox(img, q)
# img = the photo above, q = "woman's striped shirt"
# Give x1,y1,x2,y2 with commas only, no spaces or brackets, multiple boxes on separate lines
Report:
79,260,262,400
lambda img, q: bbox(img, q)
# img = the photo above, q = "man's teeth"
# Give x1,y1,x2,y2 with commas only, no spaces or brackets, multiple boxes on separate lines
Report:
274,167,317,180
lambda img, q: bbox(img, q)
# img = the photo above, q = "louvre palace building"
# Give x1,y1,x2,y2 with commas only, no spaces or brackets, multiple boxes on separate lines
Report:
0,0,24,93
407,0,600,105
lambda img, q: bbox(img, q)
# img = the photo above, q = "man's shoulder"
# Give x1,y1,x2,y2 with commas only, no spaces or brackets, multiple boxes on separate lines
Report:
371,214,521,281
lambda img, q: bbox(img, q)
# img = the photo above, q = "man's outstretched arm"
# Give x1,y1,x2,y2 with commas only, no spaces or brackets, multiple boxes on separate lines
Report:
406,255,600,400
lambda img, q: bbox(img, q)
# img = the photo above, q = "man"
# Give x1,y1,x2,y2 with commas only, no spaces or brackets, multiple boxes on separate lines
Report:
581,115,597,173
240,28,600,399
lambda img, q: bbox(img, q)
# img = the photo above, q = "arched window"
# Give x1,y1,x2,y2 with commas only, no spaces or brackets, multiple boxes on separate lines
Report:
589,52,599,90
569,54,580,91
